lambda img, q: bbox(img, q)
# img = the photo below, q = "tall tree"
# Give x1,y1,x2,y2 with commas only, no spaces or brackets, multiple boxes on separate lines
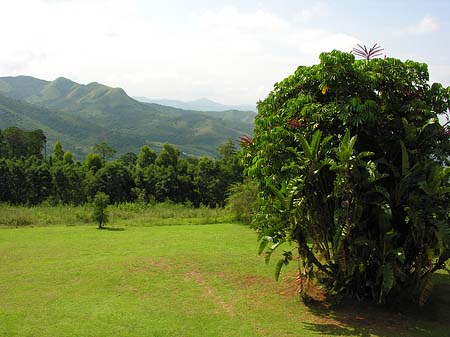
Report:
91,161,134,203
2,127,27,158
119,152,138,167
85,153,103,173
27,129,46,159
52,141,64,162
93,142,116,163
63,151,74,165
155,143,179,168
136,145,156,168
1,127,46,159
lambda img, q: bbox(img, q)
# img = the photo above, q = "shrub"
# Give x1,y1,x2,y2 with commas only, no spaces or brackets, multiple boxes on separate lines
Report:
226,180,259,224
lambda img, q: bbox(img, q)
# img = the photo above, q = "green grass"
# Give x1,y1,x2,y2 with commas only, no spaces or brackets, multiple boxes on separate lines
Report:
0,209,449,336
0,202,232,227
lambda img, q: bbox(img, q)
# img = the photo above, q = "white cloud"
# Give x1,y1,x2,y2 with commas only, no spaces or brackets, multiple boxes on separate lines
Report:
406,15,439,35
198,6,289,35
294,2,330,23
0,1,360,104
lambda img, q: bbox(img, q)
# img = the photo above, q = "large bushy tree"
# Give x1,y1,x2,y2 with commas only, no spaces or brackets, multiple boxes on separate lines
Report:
245,50,450,304
91,161,134,203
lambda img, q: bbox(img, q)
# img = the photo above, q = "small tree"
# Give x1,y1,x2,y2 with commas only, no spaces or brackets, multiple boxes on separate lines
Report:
53,141,64,162
92,192,110,229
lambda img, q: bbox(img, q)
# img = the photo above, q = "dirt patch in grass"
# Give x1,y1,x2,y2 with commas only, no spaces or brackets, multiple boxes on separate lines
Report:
125,257,174,274
185,271,235,317
278,272,327,302
233,274,274,288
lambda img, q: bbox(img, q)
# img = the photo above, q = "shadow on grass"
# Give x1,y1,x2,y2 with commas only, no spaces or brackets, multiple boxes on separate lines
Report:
302,273,450,337
97,227,125,231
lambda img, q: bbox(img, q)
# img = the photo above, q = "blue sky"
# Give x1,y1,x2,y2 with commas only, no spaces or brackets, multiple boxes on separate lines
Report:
0,0,448,104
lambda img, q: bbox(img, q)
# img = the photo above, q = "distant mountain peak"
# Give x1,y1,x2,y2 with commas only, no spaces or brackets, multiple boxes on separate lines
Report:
54,76,75,82
87,81,102,87
135,96,257,112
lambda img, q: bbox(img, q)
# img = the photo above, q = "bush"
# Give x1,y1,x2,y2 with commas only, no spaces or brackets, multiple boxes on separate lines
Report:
226,180,259,224
245,50,450,304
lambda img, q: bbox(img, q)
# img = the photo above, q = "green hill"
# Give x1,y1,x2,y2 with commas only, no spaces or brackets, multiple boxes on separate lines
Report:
0,76,255,158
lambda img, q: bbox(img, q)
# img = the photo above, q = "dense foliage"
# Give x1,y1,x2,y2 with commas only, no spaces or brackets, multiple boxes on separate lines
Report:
0,127,46,159
0,134,243,207
245,50,450,304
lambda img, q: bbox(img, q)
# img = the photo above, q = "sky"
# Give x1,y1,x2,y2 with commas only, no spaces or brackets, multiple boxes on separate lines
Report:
0,0,449,105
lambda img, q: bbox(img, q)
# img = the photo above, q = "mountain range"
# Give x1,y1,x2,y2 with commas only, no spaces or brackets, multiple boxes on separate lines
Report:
0,76,256,159
134,97,257,112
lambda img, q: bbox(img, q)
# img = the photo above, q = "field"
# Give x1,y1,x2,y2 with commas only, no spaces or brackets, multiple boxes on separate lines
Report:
1,205,449,337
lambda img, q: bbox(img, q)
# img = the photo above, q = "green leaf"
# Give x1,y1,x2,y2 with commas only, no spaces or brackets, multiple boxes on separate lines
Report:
336,130,357,162
348,135,357,154
341,129,350,149
274,251,293,281
275,258,285,281
436,221,450,244
265,180,284,204
402,118,417,141
258,236,272,255
382,263,395,293
298,134,312,159
419,118,438,134
399,140,410,176
265,241,283,264
358,151,374,159
310,130,323,160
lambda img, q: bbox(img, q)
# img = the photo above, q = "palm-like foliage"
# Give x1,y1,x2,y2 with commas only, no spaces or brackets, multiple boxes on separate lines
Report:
352,43,384,60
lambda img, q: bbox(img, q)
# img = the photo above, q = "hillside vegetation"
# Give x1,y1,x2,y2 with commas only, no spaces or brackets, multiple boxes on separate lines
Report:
0,76,255,158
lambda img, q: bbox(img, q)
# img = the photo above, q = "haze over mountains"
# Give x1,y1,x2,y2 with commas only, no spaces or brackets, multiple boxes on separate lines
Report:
134,97,257,112
0,76,256,159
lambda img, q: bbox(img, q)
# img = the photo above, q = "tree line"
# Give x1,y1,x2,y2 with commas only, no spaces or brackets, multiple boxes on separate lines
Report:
0,127,243,206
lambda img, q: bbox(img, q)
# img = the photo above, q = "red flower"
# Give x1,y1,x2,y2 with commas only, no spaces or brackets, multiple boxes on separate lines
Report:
287,118,305,129
239,135,254,146
288,119,300,128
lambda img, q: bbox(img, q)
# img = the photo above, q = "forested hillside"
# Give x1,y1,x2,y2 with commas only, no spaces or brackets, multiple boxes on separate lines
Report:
0,76,255,158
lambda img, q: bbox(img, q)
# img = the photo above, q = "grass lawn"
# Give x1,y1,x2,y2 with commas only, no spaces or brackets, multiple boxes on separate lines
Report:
1,222,449,337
